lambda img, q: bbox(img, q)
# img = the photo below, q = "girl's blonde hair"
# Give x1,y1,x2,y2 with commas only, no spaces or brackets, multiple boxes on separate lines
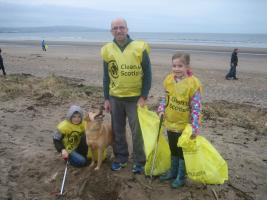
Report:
172,52,190,66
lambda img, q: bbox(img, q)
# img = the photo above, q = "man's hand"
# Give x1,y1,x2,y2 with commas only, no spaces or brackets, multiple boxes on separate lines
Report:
61,149,69,160
137,96,146,107
104,100,111,113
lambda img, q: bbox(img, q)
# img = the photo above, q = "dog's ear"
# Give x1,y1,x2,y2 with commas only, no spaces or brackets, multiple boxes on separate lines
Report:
84,112,90,122
88,112,97,121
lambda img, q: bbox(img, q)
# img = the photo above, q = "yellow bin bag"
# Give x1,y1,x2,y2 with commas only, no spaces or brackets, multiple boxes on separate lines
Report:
178,124,228,184
138,106,171,176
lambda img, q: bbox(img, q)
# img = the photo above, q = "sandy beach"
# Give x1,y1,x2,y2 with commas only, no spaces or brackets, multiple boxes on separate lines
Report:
1,40,267,106
0,40,267,200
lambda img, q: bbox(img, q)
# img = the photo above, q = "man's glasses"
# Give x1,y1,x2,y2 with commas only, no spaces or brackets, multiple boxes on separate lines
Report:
112,26,126,31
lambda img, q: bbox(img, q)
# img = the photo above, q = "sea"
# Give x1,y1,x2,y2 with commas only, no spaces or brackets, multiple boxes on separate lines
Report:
1,27,267,48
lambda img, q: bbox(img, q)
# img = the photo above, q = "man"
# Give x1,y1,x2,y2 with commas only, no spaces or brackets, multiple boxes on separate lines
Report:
225,48,239,80
0,48,7,76
101,18,152,173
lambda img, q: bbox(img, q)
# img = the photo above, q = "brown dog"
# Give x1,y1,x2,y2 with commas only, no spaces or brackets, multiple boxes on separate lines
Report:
85,109,112,170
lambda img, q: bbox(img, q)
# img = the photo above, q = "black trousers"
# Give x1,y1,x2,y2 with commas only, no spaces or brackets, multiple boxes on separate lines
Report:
226,64,237,79
167,130,184,160
0,65,6,76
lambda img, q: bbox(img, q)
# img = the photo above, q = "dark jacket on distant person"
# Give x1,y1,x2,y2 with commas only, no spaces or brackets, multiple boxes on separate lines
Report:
0,54,6,76
0,54,3,68
231,51,238,66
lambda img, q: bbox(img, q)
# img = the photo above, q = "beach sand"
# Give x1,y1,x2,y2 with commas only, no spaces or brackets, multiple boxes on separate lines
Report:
0,41,267,200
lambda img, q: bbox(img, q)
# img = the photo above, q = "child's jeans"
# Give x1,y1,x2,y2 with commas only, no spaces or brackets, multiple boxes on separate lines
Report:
69,134,88,167
69,150,87,167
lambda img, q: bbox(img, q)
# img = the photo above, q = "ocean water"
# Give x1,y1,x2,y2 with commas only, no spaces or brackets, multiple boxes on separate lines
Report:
1,29,267,48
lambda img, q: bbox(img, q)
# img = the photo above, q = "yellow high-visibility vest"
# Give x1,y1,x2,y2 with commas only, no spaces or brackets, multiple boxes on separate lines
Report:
101,40,150,97
163,74,201,132
57,120,86,152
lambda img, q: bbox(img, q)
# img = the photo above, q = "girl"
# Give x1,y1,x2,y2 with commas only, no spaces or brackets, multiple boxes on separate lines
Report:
158,52,202,188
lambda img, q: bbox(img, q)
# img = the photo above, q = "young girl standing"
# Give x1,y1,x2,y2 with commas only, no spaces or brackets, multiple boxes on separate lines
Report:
158,52,202,188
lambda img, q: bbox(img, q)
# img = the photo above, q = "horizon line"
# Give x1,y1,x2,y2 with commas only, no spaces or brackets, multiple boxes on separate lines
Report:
0,26,267,35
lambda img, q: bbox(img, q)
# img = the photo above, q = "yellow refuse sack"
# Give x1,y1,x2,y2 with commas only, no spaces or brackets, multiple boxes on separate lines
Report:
138,106,171,176
178,124,228,184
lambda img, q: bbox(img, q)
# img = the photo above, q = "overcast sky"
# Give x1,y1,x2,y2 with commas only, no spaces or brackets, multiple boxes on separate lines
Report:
0,0,267,33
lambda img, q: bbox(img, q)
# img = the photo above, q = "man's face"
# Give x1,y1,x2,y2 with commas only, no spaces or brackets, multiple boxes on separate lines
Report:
111,20,128,43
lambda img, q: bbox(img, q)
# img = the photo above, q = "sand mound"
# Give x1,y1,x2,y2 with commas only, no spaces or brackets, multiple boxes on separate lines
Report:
202,101,267,135
0,74,266,200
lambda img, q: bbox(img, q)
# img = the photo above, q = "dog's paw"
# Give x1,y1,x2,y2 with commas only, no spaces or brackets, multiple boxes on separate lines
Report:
89,162,95,168
94,167,100,171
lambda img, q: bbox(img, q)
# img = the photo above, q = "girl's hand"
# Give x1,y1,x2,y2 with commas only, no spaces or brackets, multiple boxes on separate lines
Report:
158,112,164,118
61,149,69,160
190,134,197,140
191,128,199,140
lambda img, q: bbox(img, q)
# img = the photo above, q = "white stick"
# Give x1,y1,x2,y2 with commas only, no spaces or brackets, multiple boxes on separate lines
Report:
60,161,68,195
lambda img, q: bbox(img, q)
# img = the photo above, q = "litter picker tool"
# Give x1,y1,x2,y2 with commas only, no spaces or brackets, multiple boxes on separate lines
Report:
149,114,164,183
59,159,69,196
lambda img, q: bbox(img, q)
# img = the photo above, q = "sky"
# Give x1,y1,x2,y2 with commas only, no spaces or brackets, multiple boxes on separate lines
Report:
0,0,267,33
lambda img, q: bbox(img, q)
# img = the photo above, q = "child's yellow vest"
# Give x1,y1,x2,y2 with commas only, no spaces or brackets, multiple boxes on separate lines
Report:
57,120,86,153
163,74,201,132
101,40,150,97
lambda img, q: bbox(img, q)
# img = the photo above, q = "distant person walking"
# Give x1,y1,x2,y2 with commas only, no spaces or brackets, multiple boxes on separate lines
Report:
0,48,7,76
225,48,239,80
41,40,47,51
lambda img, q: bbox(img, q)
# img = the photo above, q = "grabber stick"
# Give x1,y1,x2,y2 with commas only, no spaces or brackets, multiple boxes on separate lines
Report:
60,159,69,195
149,114,164,183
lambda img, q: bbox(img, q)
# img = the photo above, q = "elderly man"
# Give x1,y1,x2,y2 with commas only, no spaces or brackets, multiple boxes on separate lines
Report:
101,18,152,173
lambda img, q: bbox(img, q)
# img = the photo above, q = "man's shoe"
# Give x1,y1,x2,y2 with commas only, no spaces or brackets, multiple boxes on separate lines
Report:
132,164,144,174
233,77,238,80
111,162,127,171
